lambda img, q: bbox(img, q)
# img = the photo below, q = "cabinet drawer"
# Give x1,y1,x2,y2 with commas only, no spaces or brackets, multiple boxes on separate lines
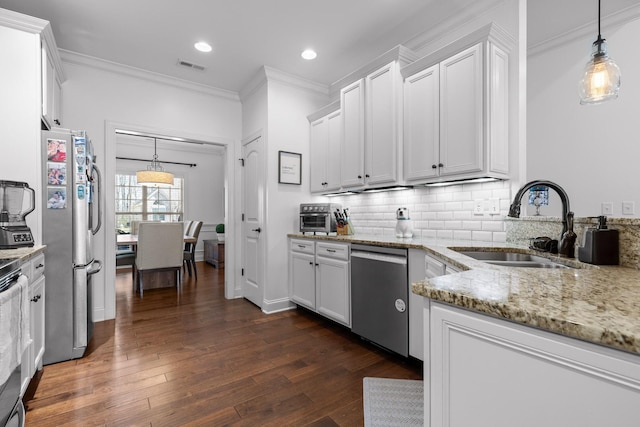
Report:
31,253,46,281
316,242,349,260
291,239,315,255
425,253,446,278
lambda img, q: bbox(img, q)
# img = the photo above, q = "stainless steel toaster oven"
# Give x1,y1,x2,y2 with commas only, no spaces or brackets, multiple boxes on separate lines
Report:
299,203,342,234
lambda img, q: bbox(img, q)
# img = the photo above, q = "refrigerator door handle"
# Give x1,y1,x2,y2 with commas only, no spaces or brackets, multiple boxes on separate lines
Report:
91,164,102,235
87,260,102,276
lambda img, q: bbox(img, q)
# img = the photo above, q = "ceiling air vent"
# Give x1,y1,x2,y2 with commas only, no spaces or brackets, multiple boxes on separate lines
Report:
177,59,206,71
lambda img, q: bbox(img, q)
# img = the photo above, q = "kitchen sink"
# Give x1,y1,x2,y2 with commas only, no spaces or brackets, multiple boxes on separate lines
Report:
456,250,572,269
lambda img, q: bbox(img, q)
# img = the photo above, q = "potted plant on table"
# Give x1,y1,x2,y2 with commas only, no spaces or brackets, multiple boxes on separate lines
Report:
216,223,225,242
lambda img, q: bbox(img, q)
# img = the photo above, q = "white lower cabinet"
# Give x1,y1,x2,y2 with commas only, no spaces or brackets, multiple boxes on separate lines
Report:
290,239,316,309
409,250,462,361
20,252,46,397
289,239,350,327
428,301,640,427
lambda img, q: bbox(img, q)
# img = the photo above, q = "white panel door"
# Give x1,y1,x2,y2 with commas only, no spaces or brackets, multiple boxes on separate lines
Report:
242,137,264,308
404,64,440,181
439,43,483,177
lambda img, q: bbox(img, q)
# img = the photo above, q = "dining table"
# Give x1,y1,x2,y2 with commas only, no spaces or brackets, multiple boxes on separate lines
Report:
117,234,197,246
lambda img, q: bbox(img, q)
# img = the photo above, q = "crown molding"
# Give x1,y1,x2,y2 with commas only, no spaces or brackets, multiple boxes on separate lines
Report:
239,65,329,102
401,22,515,79
403,0,505,55
263,66,329,96
239,67,268,101
60,49,240,101
528,3,640,57
0,8,47,33
328,45,419,100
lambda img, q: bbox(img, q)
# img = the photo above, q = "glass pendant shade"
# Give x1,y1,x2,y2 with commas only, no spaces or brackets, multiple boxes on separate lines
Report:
579,37,621,105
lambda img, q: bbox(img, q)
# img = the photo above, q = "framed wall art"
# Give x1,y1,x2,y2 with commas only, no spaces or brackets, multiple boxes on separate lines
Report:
278,151,301,185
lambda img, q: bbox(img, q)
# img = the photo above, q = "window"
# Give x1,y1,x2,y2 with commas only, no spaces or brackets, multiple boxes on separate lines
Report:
115,174,184,233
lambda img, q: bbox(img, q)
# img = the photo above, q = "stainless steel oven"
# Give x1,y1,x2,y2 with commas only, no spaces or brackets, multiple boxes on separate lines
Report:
0,258,26,427
299,203,341,234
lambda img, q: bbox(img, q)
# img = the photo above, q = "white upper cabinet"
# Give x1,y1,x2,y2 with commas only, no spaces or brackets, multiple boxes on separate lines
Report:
402,23,513,184
41,35,64,129
340,61,402,190
404,64,440,181
439,43,483,177
310,108,342,193
365,61,400,186
340,79,365,188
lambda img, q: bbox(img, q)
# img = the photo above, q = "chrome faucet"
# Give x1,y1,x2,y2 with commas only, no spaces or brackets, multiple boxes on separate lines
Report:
508,180,577,258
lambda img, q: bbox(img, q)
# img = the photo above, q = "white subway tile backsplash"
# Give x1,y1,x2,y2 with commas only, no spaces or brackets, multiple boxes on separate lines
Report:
332,181,511,243
472,231,493,241
453,230,473,240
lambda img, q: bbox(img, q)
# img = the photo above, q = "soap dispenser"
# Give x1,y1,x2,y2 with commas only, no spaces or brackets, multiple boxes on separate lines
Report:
578,216,619,265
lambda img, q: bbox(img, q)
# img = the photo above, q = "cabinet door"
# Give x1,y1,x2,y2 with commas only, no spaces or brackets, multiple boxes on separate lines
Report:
404,64,440,181
316,256,350,326
53,74,62,126
366,62,398,185
290,251,316,310
439,43,483,177
31,275,45,371
324,110,342,192
430,302,640,427
309,117,328,193
340,79,365,188
41,45,55,129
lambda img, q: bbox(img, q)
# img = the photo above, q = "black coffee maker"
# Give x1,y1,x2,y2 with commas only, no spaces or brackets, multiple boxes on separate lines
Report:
0,180,35,249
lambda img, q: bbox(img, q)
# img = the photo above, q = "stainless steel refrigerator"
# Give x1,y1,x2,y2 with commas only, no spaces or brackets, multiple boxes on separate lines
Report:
42,129,102,365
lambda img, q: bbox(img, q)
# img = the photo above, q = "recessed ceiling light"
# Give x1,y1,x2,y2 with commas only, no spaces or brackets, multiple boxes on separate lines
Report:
301,49,317,60
194,41,212,53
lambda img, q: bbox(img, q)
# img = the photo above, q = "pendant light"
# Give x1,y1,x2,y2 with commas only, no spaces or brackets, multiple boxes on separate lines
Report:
579,0,621,105
136,138,174,186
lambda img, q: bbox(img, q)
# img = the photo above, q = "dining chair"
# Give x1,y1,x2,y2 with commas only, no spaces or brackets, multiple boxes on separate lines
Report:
135,222,184,296
183,220,203,280
184,220,193,236
115,229,135,279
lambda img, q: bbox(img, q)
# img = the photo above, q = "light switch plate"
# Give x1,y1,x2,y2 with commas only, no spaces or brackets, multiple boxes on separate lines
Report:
601,202,613,215
488,198,500,215
622,201,635,215
473,200,484,215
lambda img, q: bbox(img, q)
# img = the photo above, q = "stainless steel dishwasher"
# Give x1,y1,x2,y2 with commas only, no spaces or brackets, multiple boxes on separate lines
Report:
350,244,408,356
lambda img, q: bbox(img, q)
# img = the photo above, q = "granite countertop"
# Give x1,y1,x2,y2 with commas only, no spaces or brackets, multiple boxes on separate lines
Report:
288,233,640,355
0,245,46,260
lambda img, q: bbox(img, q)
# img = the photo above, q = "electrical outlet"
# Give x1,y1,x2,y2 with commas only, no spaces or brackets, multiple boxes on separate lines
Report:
473,199,485,215
488,198,500,215
601,202,613,215
622,201,635,215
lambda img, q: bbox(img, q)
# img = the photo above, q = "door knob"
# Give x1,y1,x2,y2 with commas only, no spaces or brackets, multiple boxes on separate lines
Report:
252,227,262,233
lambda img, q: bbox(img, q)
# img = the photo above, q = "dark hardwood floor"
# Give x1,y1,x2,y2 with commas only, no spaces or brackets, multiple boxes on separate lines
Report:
24,262,422,426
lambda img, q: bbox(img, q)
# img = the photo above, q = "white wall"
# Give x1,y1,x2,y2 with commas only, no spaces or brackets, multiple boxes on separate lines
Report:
60,51,242,321
240,67,329,313
528,13,640,217
263,73,329,311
